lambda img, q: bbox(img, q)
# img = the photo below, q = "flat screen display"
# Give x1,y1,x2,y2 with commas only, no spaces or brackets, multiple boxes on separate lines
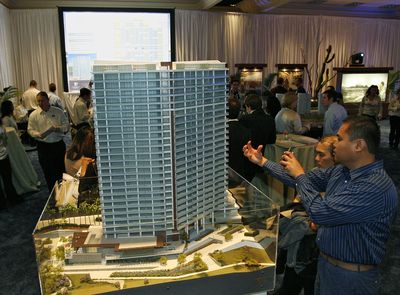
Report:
60,9,173,91
341,73,388,103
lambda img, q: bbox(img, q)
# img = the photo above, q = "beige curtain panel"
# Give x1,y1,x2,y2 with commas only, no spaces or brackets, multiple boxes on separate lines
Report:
1,6,400,91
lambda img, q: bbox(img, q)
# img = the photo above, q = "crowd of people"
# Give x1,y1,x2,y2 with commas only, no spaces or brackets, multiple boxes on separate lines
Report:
0,80,95,210
0,75,398,295
229,77,399,295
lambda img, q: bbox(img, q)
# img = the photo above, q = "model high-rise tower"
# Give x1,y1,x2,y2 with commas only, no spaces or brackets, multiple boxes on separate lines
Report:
92,61,228,241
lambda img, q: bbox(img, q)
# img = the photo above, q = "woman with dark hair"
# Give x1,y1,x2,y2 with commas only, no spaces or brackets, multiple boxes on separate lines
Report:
0,117,22,209
64,126,96,176
359,85,382,120
1,100,18,130
388,89,400,149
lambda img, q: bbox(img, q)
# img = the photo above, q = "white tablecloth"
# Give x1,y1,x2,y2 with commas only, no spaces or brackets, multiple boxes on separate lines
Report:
254,134,318,206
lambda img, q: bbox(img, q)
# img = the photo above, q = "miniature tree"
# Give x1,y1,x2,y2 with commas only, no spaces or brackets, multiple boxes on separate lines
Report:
244,258,260,268
159,256,168,266
39,247,52,262
224,233,233,242
194,252,202,260
212,250,224,265
193,256,208,272
177,254,187,266
55,246,65,261
180,229,189,244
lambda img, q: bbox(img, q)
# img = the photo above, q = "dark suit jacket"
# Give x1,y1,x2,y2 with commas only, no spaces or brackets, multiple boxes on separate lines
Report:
228,120,251,180
239,109,277,180
271,85,288,96
239,109,276,150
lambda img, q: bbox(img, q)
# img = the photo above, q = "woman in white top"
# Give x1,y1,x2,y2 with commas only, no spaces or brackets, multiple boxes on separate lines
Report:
1,100,18,130
388,89,400,149
359,85,382,120
275,92,308,134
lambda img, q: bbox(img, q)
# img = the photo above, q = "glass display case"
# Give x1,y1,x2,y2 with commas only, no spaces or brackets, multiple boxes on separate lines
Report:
33,167,279,295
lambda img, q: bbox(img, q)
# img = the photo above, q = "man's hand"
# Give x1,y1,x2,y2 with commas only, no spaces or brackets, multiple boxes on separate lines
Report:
40,126,56,138
279,151,305,178
243,141,268,167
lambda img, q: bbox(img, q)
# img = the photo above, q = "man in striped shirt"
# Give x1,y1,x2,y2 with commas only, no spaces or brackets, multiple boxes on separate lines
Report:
243,116,398,295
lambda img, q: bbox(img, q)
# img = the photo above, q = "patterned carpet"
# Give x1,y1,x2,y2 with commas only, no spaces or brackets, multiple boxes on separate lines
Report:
0,120,399,295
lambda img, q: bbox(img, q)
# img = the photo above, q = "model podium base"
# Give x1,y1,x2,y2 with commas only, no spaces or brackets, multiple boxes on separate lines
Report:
33,168,279,295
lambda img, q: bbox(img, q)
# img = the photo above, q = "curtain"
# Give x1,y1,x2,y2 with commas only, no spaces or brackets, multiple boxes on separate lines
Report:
10,9,63,95
5,8,400,94
176,10,400,89
0,3,15,89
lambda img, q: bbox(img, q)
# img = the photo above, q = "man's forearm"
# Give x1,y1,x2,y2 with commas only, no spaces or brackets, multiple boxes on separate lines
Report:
263,161,297,187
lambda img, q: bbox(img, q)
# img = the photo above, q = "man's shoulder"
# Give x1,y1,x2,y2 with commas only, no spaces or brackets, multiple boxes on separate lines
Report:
74,98,85,107
28,108,41,120
49,106,65,114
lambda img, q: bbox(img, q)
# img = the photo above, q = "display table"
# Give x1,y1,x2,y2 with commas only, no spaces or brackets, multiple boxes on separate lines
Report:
6,127,40,195
261,134,318,205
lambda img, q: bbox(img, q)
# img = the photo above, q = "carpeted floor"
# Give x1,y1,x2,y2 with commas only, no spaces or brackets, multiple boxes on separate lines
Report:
0,120,399,295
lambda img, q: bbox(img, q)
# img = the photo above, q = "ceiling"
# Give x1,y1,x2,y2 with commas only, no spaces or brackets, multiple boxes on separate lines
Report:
1,0,399,19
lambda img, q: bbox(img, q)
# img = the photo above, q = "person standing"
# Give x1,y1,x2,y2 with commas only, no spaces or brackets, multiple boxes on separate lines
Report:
0,120,22,209
388,89,400,150
22,80,40,115
295,78,306,94
271,77,288,96
47,83,64,110
240,94,276,180
28,91,69,192
243,116,398,295
275,92,309,135
1,100,18,130
276,136,338,295
321,89,347,136
359,85,382,120
71,88,92,137
227,98,251,183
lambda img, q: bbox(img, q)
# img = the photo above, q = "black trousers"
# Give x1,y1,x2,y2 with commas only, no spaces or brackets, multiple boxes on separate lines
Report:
37,140,66,192
0,156,19,208
389,115,400,147
276,264,317,295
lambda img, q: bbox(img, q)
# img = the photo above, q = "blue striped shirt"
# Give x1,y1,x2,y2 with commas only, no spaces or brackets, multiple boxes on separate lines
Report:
264,160,398,265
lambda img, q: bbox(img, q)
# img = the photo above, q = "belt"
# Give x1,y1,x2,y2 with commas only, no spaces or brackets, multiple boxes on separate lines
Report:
320,252,376,272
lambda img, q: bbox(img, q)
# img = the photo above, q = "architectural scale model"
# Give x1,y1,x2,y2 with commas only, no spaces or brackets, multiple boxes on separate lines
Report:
33,61,279,295
92,61,228,241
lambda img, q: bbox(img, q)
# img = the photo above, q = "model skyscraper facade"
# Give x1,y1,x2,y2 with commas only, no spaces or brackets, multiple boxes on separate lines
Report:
93,62,228,240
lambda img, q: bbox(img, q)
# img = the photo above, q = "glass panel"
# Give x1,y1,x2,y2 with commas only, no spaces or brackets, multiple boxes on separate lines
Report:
33,167,278,295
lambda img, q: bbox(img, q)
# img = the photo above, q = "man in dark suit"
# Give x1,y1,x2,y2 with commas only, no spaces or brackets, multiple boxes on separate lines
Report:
271,77,288,96
228,98,252,185
240,94,276,180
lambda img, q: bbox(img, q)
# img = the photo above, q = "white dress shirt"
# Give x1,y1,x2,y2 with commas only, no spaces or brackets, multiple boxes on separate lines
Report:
72,97,90,126
28,106,69,143
22,87,40,111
